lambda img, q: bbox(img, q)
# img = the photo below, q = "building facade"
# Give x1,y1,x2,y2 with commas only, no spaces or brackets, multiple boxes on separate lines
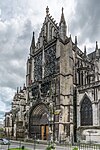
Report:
5,7,100,143
4,86,26,139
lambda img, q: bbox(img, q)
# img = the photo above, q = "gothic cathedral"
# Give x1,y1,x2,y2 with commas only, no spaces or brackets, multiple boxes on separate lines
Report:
5,7,100,143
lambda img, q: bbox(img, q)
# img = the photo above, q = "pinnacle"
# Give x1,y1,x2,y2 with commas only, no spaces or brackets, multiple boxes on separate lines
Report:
46,6,49,15
59,7,66,25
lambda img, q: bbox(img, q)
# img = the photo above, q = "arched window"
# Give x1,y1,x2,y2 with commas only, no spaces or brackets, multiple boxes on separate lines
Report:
80,96,93,126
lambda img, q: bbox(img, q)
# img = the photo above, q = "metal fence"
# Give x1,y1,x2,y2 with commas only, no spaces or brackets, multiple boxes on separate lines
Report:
3,133,100,150
73,143,100,150
1,139,100,150
30,133,100,150
63,142,100,150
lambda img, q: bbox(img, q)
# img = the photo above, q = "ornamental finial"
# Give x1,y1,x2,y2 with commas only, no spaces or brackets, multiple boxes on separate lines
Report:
59,7,66,25
75,36,77,46
96,41,98,50
46,6,49,15
84,45,86,56
62,7,64,13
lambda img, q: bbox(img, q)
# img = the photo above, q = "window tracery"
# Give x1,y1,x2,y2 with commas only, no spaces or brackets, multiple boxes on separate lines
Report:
80,97,93,126
34,52,42,81
44,45,56,77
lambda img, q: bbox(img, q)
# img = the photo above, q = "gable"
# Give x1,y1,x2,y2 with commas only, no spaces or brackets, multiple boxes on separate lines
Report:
35,7,59,50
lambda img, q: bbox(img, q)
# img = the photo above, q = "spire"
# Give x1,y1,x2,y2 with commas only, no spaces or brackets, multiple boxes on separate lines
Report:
30,32,35,55
59,7,66,26
70,34,72,42
31,32,35,49
23,83,26,90
75,36,77,46
17,87,18,94
84,45,86,56
95,41,99,59
46,6,49,15
59,7,67,41
96,41,98,50
20,87,21,92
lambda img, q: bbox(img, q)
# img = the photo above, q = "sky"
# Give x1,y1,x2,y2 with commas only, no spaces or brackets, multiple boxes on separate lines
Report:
0,0,100,123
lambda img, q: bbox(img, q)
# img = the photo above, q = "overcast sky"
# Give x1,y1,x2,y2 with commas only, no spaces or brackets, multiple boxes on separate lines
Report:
0,0,100,123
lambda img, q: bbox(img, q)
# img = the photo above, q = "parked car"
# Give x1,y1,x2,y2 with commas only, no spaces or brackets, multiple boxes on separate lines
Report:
0,139,3,145
0,138,10,145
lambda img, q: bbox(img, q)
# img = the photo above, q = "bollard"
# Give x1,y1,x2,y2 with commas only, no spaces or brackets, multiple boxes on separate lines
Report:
8,144,10,150
22,145,24,149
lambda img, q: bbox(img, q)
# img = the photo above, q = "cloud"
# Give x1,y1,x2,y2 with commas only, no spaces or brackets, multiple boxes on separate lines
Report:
0,0,100,122
70,0,100,52
0,87,15,122
0,17,34,87
0,1,35,122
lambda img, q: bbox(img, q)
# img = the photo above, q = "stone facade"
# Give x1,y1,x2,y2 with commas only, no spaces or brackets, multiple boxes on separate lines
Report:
5,86,26,139
5,7,100,143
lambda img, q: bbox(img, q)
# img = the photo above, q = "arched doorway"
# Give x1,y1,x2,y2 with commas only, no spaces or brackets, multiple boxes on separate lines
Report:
29,103,49,140
80,96,93,126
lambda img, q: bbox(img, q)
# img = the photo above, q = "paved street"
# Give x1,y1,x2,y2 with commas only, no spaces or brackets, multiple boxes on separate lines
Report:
0,144,9,150
0,141,100,150
0,141,72,150
10,141,69,150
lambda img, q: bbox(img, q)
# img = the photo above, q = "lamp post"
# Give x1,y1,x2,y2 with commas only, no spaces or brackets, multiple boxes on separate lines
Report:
49,100,53,143
33,134,36,150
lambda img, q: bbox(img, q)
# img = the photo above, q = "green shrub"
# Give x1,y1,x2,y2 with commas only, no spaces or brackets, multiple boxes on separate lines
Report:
8,148,28,150
72,147,78,150
46,144,55,150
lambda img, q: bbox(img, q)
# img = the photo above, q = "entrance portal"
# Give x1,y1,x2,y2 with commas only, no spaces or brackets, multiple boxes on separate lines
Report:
29,103,49,140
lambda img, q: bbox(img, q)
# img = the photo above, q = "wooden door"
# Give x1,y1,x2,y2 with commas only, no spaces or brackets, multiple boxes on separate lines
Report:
46,125,49,140
41,126,44,140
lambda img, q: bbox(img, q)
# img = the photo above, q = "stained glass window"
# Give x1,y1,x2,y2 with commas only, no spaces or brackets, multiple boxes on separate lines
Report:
34,52,42,81
80,96,93,126
44,45,56,77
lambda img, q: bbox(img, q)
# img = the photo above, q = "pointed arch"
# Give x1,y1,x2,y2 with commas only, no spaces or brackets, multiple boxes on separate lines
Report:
29,103,49,140
80,95,93,126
